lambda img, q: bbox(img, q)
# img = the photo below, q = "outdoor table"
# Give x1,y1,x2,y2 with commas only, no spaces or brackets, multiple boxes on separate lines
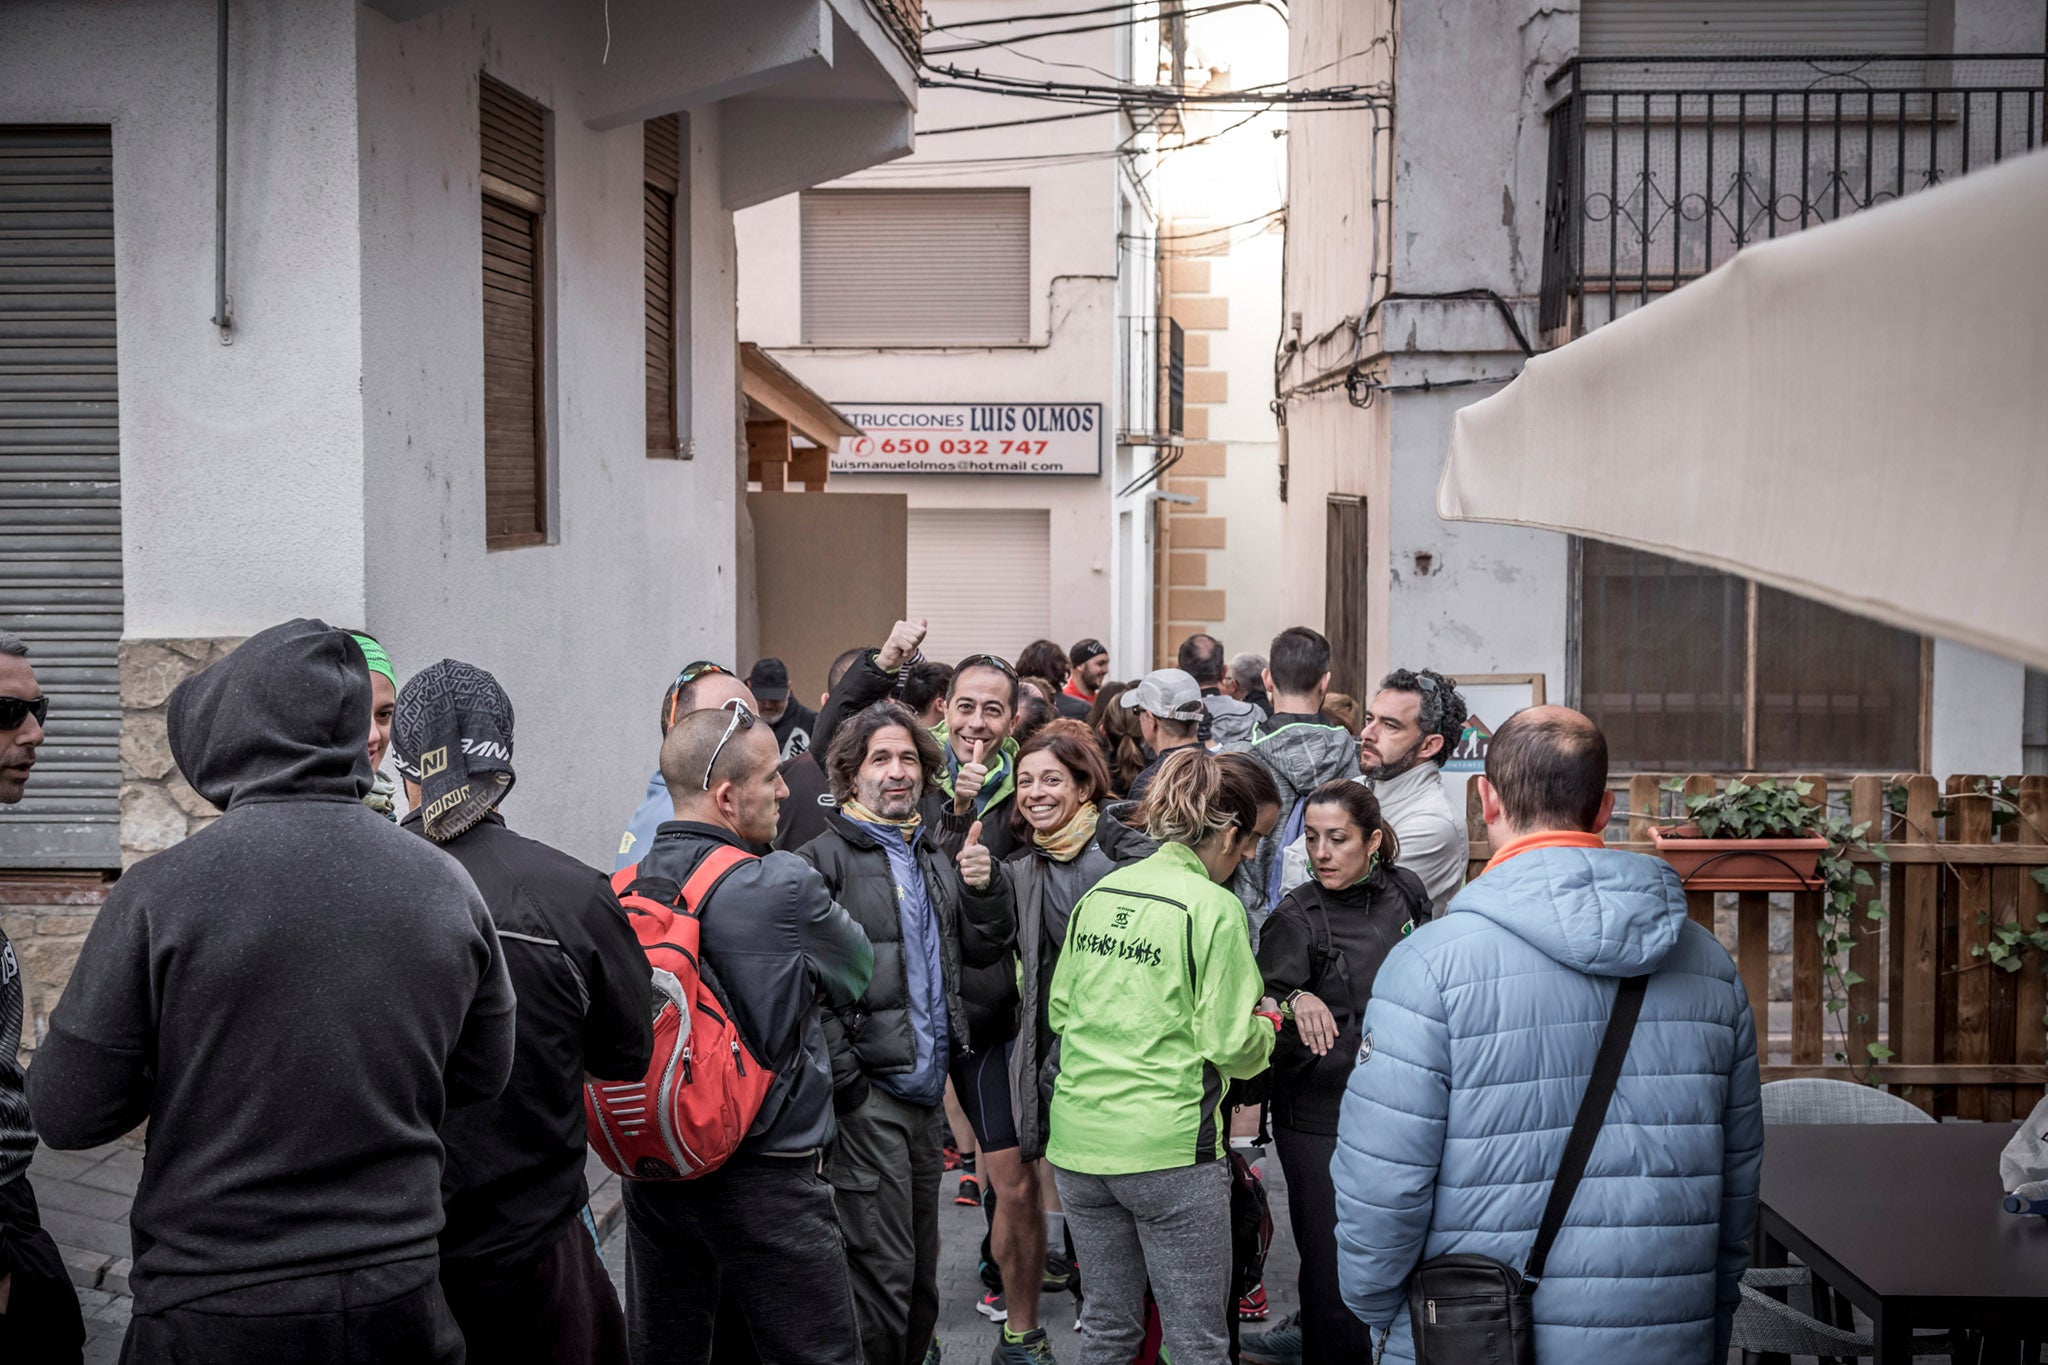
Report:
1755,1122,2048,1363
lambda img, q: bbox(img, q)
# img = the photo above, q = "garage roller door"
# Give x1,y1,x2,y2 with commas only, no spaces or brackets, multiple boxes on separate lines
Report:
0,126,121,870
907,508,1050,669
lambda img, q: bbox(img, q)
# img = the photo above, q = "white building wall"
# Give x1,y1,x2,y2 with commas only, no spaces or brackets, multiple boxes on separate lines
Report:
357,3,746,867
2,0,371,637
736,2,1143,671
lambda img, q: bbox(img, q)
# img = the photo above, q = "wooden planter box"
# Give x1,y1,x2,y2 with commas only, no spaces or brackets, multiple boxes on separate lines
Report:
1649,826,1830,891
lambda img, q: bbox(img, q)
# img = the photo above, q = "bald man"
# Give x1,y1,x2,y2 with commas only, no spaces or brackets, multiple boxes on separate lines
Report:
617,664,759,870
617,703,873,1365
1331,707,1762,1364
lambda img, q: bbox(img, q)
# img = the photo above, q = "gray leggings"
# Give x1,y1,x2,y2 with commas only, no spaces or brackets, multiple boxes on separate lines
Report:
1050,1160,1232,1365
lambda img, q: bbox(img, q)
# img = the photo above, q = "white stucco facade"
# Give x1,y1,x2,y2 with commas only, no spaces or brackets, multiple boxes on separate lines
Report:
736,0,1161,677
2,0,918,869
1280,0,2041,772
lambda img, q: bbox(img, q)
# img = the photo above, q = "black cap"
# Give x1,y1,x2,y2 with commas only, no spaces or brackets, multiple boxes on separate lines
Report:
1069,638,1107,666
745,658,791,701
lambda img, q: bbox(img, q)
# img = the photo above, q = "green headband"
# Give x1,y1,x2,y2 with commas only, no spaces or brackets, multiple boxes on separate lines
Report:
351,633,396,687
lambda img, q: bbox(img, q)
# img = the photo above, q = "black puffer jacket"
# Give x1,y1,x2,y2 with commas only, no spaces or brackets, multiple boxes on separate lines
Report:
1004,803,1158,1160
798,809,1013,1107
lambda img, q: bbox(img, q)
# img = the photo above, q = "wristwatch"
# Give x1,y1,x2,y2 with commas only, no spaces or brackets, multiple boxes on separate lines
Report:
1278,989,1306,1021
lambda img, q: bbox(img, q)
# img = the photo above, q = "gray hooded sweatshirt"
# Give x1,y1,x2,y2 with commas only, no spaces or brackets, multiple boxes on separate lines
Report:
1224,716,1361,929
29,618,516,1314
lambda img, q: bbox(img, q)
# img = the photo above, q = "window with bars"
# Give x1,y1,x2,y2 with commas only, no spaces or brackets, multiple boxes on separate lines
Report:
799,189,1030,345
644,113,689,458
480,75,548,549
1577,541,1924,773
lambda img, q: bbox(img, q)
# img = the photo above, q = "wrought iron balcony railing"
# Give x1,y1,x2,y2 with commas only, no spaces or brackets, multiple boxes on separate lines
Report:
1119,315,1185,444
1538,55,2046,337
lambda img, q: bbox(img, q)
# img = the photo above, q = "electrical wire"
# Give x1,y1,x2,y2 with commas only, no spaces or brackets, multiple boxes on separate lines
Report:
927,1,1263,54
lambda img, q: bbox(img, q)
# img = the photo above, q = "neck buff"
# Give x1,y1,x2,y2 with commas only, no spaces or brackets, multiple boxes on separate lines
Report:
1033,802,1100,863
842,797,923,843
392,659,516,842
350,633,396,687
946,742,1012,813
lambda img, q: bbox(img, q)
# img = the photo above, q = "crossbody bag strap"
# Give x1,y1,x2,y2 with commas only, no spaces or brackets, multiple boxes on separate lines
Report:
1522,972,1649,1286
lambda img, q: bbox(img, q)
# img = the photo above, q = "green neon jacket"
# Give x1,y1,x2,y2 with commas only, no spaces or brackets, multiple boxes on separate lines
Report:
1045,841,1277,1175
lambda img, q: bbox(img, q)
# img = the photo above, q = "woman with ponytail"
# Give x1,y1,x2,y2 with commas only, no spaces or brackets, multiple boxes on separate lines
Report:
1242,779,1433,1365
1044,748,1281,1365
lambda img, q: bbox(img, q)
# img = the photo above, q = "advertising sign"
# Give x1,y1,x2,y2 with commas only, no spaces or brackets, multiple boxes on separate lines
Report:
829,402,1104,476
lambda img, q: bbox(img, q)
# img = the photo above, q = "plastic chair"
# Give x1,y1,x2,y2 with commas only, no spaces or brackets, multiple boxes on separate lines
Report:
1735,1080,1967,1364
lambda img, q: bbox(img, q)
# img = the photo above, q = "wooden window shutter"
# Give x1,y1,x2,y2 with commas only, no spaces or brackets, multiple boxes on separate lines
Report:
644,114,679,458
480,75,547,548
800,189,1030,344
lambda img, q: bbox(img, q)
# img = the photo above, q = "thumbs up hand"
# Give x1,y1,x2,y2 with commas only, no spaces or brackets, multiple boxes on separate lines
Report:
957,820,993,891
878,616,930,673
952,738,990,816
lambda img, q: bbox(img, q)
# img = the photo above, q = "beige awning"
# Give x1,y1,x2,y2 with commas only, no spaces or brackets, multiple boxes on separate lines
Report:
1439,148,2048,671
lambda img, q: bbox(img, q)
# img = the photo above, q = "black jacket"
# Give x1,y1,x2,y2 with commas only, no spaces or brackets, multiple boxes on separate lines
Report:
638,821,873,1153
1254,862,1431,1135
403,810,652,1266
770,700,819,761
797,809,1012,1099
28,620,517,1314
1002,803,1158,1159
775,751,837,853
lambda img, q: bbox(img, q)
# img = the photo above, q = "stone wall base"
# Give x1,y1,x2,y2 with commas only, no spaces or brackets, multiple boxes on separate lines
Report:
119,639,239,868
4,874,112,1066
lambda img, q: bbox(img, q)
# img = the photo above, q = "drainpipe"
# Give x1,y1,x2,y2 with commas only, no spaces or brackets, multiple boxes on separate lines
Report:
212,0,233,343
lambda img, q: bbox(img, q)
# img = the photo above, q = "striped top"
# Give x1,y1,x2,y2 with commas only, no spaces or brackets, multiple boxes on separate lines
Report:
0,926,34,1184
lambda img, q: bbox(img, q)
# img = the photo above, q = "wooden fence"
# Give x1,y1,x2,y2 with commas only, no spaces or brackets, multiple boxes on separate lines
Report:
1462,773,2048,1117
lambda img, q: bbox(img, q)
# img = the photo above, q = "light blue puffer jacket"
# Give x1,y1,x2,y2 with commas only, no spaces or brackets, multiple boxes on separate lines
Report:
1331,844,1763,1363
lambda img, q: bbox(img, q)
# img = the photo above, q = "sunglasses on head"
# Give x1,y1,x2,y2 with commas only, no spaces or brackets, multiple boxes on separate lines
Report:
702,697,757,791
957,653,1017,679
666,660,735,730
0,695,48,731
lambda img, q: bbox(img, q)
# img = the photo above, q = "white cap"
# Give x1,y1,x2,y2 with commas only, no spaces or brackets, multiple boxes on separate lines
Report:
1120,668,1205,721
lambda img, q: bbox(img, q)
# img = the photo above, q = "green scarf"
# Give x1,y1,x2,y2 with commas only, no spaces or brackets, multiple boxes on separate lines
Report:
1033,802,1100,863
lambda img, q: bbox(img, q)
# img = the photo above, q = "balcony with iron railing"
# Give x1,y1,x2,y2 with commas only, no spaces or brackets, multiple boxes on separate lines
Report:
1538,54,2047,337
1118,315,1185,445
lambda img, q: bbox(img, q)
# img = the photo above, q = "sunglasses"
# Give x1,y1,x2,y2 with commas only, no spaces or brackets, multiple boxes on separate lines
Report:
666,660,735,731
702,697,757,790
957,653,1018,679
0,695,48,731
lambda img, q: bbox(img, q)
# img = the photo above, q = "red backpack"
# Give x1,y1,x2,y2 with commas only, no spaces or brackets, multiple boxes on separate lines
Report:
585,845,776,1180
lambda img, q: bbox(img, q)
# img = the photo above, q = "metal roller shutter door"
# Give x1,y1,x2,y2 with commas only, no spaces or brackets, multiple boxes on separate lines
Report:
801,189,1030,345
1579,0,1933,54
0,126,120,869
906,508,1050,668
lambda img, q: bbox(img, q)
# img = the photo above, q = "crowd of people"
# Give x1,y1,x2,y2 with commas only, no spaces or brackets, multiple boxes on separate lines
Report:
0,615,1763,1365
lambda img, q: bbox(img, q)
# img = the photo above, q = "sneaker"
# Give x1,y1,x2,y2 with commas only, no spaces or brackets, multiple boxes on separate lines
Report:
1237,1282,1269,1322
1041,1253,1075,1295
976,1290,1008,1323
990,1326,1057,1364
923,1339,943,1365
956,1174,983,1207
1240,1312,1303,1365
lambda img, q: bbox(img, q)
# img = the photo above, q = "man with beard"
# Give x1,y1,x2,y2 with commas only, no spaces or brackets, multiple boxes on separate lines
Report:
800,702,1014,1365
1281,669,1469,914
746,659,818,762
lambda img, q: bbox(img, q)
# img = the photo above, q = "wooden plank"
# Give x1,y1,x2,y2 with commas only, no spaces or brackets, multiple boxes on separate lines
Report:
2013,775,2047,1113
1737,890,1770,1067
789,445,830,489
1683,775,1717,932
1626,774,1661,844
1791,774,1827,1066
1894,774,1940,1115
745,419,791,466
1949,775,1992,1120
1455,839,2048,867
1988,857,2021,1122
1760,1063,2048,1085
1846,776,1883,1071
481,173,544,215
757,459,785,492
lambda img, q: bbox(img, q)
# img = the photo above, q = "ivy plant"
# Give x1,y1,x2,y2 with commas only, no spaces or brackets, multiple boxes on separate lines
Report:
1661,778,1889,1073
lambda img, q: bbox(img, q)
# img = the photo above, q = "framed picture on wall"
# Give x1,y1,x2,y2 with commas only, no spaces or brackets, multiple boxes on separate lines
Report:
1442,673,1547,816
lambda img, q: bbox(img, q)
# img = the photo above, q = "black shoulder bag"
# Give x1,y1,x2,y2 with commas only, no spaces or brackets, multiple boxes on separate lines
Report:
1405,972,1648,1365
